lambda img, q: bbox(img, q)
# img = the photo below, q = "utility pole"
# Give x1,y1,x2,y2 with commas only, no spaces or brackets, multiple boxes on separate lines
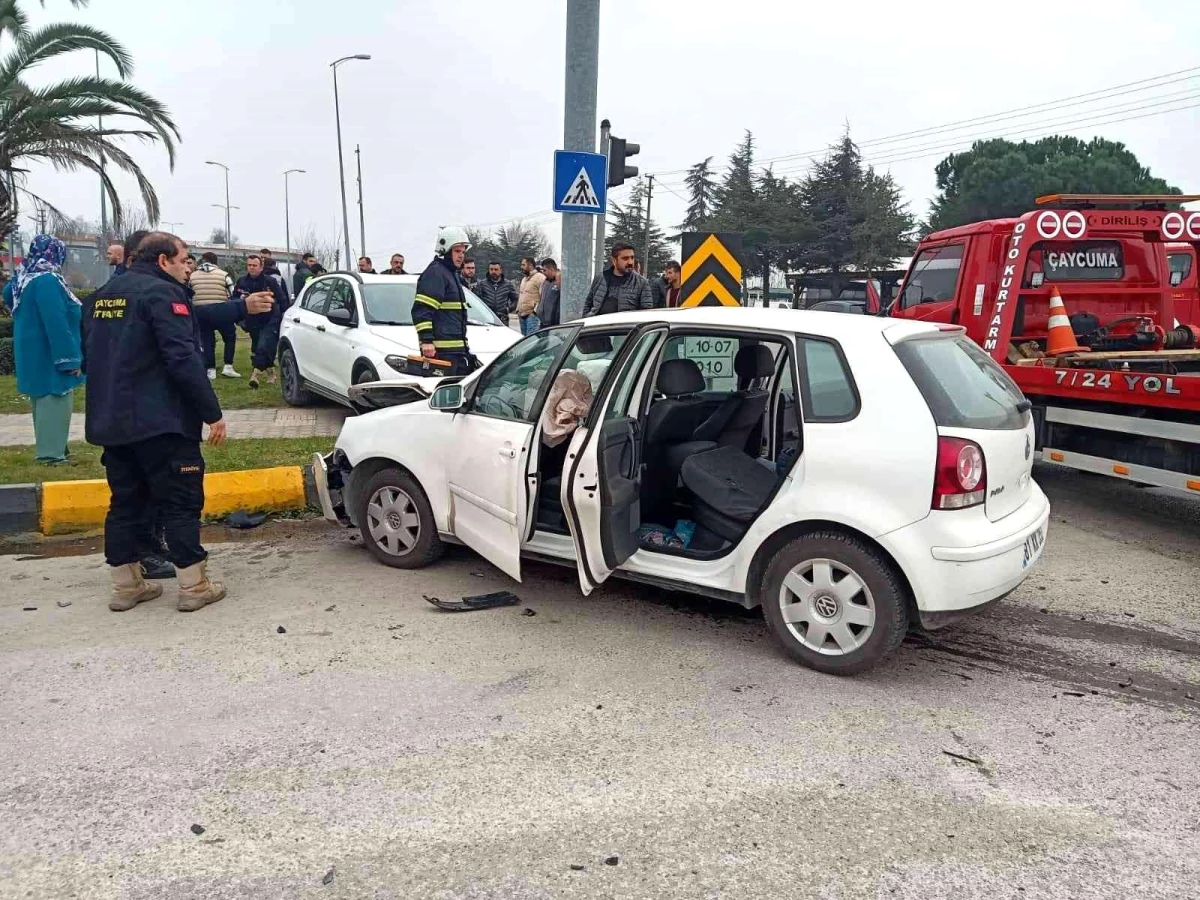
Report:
641,173,655,274
205,161,232,248
330,54,371,272
560,0,599,322
284,168,305,288
593,118,610,278
355,144,366,261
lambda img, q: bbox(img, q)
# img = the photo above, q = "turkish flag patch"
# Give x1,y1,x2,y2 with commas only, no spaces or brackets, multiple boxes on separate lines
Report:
171,302,190,316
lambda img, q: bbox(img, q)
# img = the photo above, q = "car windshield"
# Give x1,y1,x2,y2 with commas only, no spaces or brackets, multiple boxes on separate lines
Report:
360,282,504,327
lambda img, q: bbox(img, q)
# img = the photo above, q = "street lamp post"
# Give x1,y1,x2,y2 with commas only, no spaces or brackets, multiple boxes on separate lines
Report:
205,160,232,248
162,220,184,233
284,168,306,285
330,54,370,271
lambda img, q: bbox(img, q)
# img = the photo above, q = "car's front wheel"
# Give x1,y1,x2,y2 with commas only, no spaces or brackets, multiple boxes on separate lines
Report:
760,531,909,675
355,467,445,569
280,346,313,407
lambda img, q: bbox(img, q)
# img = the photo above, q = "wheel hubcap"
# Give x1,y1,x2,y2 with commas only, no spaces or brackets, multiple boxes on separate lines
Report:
366,486,421,556
778,558,875,656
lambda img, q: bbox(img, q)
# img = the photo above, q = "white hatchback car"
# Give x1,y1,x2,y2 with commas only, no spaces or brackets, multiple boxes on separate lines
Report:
314,307,1050,674
277,272,520,408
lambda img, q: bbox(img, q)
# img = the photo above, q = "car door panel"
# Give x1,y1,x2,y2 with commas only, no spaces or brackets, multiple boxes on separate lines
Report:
565,323,669,593
445,326,582,581
311,279,358,392
447,414,535,581
288,280,331,380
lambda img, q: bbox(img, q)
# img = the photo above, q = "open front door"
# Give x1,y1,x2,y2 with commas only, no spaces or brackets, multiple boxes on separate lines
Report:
564,324,668,594
446,326,581,581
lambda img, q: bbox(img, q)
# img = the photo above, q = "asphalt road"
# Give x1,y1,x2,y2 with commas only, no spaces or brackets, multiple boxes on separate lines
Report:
1,465,1197,899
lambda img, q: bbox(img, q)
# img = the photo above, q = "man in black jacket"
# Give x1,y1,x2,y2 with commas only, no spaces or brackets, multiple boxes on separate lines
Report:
83,232,229,613
234,254,289,388
475,261,518,322
582,242,654,316
292,253,316,298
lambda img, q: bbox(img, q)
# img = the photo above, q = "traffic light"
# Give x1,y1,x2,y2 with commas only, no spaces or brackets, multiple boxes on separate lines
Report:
607,135,640,188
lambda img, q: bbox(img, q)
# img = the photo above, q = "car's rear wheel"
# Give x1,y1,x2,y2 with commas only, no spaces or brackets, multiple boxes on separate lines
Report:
760,531,908,675
280,346,313,407
355,467,445,569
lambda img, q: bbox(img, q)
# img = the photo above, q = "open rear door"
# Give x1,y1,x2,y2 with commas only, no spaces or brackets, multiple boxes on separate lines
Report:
564,324,668,594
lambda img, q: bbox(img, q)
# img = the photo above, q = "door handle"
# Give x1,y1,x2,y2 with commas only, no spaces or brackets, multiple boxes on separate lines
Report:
498,444,516,459
316,325,326,332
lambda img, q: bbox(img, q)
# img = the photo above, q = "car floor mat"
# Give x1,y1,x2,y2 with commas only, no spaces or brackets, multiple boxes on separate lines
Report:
424,591,521,612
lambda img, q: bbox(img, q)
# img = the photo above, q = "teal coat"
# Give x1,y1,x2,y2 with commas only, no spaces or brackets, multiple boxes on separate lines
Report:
3,276,85,398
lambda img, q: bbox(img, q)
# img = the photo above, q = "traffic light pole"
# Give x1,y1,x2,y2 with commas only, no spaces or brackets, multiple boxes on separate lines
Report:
593,119,610,279
560,0,599,323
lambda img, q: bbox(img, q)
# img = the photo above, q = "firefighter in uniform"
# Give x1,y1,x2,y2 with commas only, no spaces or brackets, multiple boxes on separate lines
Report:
83,232,229,613
413,226,478,375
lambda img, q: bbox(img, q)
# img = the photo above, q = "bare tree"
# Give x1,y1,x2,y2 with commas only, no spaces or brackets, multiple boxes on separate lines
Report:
292,226,340,271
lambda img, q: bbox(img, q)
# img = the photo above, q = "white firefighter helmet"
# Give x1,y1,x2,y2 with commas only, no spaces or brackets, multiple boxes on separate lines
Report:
434,225,471,257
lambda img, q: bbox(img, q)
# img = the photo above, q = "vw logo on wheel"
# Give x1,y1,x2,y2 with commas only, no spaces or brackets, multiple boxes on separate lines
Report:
813,595,839,619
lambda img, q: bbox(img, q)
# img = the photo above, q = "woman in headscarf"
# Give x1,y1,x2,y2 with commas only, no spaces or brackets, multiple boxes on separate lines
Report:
2,235,84,464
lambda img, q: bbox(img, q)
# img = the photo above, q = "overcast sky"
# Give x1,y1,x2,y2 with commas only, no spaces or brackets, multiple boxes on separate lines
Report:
17,0,1200,267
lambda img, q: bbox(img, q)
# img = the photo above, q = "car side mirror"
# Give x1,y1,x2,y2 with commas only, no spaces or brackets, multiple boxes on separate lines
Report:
429,383,464,412
327,307,354,326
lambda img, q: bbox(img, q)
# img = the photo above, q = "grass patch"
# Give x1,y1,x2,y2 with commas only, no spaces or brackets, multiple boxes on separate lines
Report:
0,339,305,415
0,436,334,485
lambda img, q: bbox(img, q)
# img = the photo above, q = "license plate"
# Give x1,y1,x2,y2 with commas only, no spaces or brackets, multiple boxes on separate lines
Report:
1022,525,1046,569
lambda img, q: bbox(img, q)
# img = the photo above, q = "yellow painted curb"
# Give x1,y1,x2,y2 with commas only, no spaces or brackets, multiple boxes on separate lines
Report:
39,465,308,536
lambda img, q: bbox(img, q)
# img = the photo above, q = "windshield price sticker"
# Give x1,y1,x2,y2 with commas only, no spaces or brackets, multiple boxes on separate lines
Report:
684,336,737,389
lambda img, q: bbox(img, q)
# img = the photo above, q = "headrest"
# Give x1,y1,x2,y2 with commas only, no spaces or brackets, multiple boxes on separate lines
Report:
735,344,775,381
575,334,614,355
656,358,705,396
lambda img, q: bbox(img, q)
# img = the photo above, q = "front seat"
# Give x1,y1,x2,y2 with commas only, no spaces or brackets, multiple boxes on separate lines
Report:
642,359,717,519
693,344,775,453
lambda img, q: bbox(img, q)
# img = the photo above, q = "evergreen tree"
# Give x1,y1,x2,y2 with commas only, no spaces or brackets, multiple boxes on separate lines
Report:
793,132,914,296
465,222,552,279
710,130,757,233
679,156,717,233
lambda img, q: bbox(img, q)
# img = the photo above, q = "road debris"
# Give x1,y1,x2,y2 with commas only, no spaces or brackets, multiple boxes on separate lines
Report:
570,864,585,871
941,750,984,766
190,824,205,835
424,591,520,612
521,608,537,617
604,856,619,866
276,626,287,634
322,866,336,886
56,600,71,608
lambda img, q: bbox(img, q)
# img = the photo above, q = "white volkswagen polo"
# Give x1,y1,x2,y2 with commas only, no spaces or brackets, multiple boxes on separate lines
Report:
277,272,520,409
314,307,1050,675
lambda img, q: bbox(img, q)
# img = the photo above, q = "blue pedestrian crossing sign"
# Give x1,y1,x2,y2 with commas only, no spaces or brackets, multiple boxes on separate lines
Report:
553,150,607,215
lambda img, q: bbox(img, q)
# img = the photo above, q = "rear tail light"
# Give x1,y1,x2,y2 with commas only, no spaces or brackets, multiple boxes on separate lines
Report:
932,437,986,510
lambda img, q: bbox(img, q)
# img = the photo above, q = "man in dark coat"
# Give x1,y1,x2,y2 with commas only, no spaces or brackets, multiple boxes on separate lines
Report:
233,254,289,388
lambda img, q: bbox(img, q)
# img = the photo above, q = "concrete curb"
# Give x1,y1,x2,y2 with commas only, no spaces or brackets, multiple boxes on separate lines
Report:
15,464,315,537
0,483,40,534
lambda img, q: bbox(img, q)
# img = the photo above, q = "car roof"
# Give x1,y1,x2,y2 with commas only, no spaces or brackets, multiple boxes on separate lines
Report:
583,306,941,342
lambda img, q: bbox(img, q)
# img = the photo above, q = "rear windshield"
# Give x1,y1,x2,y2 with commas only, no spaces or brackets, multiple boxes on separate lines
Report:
893,336,1029,430
360,283,503,327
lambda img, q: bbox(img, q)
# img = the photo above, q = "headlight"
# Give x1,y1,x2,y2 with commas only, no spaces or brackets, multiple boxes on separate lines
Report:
385,354,413,374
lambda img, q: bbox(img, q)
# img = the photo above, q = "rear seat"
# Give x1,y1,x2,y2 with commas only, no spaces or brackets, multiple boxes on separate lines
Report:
680,446,780,543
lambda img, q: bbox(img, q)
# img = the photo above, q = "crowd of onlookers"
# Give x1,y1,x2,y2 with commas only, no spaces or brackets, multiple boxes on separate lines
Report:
461,241,686,334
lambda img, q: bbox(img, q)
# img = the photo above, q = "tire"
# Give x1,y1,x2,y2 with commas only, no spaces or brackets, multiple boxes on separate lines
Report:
355,467,445,569
280,346,314,407
354,364,379,385
760,530,909,675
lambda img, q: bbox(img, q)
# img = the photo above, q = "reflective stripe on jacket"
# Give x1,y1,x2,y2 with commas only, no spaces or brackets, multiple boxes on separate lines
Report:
412,256,469,351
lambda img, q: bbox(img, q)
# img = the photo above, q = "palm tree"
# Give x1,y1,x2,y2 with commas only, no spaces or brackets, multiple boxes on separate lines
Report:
0,0,179,238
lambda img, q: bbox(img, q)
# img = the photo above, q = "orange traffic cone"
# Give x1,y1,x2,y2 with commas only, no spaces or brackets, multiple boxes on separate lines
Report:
1044,288,1089,356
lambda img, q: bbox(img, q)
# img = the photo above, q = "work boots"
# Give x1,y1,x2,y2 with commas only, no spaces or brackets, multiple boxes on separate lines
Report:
266,368,277,385
176,561,227,612
248,368,263,389
109,563,163,612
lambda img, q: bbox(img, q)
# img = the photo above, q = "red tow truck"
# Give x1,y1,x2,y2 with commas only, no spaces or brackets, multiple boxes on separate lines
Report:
889,194,1200,494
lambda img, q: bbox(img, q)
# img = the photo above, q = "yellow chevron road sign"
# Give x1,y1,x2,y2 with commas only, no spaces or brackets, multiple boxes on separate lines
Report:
680,233,743,308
